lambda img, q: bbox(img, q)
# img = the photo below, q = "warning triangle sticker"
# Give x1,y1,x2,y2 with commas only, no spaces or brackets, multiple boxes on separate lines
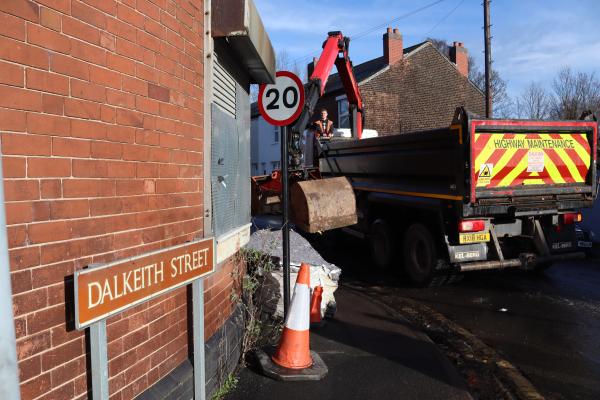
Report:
479,165,491,178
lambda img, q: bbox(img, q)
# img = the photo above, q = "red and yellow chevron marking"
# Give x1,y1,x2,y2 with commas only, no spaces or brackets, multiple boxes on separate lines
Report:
473,132,591,188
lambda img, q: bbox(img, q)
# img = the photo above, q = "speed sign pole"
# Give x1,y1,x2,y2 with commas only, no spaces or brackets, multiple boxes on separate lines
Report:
258,71,305,319
280,124,290,316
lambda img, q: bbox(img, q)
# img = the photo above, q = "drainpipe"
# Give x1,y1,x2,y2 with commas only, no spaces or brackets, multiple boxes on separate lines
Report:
0,152,21,400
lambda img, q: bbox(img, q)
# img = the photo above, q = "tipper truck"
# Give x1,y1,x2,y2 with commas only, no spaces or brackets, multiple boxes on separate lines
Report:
255,31,599,286
317,108,598,285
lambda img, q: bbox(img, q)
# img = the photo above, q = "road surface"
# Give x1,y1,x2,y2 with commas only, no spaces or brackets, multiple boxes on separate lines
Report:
315,235,600,400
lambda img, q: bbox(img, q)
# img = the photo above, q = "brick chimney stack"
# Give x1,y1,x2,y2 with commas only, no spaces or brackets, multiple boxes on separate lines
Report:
450,41,468,78
307,57,318,79
383,27,403,65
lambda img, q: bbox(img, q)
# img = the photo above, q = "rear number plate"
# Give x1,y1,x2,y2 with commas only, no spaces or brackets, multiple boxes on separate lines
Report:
459,233,490,244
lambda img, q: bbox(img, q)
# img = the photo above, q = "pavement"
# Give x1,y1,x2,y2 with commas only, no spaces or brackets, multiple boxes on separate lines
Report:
226,286,472,400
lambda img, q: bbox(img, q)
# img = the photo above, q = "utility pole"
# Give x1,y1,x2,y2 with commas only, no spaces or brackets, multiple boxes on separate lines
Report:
484,0,492,118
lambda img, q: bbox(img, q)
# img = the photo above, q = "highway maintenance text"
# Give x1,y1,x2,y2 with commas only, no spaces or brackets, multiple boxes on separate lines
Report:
492,138,575,149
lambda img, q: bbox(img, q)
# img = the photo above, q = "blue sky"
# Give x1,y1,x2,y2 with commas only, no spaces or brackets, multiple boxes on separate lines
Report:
254,0,600,99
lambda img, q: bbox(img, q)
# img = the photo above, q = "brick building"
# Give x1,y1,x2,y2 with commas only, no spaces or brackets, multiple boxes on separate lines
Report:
311,28,485,135
0,0,274,399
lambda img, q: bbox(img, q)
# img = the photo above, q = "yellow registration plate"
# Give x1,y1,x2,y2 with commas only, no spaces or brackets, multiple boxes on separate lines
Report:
459,232,490,244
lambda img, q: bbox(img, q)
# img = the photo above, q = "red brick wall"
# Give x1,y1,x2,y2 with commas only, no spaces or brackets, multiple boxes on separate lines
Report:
362,44,485,134
450,42,468,78
0,1,240,399
383,28,402,66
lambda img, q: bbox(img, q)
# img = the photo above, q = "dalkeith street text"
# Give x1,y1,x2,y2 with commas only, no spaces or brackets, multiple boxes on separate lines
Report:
88,248,210,308
75,239,214,329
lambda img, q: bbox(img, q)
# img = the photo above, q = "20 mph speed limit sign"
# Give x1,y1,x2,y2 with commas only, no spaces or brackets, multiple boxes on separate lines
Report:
258,71,305,126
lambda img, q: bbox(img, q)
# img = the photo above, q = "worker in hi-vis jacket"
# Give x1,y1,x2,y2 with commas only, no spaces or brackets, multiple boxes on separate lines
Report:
313,108,334,139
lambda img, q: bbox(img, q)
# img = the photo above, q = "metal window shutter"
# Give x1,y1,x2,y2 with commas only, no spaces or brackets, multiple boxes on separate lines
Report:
210,81,251,238
211,104,239,237
213,55,236,118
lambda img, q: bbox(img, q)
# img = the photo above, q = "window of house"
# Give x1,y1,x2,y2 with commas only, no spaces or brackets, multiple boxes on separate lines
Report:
273,125,279,143
337,95,350,128
271,161,280,171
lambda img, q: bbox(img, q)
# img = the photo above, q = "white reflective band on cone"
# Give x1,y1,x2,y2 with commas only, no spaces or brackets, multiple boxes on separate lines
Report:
284,283,310,331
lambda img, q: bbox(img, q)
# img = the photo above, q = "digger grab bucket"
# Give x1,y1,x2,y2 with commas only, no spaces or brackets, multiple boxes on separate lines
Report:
290,177,357,233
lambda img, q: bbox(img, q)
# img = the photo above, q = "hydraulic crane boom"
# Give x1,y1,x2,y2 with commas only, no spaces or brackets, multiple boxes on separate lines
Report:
252,32,362,233
290,31,364,169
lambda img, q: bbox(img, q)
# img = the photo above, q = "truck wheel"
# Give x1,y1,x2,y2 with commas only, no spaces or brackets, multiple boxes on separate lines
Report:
403,223,438,286
369,219,395,270
533,261,553,273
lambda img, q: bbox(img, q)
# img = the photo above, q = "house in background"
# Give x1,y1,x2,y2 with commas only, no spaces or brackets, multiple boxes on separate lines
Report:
313,27,485,135
250,102,281,175
250,27,485,156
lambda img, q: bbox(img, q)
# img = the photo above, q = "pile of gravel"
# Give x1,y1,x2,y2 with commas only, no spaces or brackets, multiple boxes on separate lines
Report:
247,228,333,268
247,228,341,318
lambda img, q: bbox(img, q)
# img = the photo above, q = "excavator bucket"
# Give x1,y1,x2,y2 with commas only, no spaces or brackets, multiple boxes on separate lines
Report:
290,177,357,233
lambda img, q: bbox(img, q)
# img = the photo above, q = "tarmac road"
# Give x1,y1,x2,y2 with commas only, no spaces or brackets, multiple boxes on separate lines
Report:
316,235,600,400
398,260,600,400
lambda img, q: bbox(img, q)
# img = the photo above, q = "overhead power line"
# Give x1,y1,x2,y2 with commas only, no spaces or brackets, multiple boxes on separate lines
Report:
281,0,448,69
350,0,447,40
425,0,466,36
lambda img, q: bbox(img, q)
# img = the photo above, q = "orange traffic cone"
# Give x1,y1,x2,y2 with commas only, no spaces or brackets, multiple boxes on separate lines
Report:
310,286,323,324
271,263,313,369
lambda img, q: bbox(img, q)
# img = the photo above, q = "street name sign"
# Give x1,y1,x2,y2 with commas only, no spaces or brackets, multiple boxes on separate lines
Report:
75,238,215,330
258,70,305,126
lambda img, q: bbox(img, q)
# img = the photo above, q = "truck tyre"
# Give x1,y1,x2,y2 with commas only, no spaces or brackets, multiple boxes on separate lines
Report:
403,223,438,286
369,219,395,270
533,261,553,273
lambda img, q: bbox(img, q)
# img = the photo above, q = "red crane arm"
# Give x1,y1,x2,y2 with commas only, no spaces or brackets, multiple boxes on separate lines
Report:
291,31,364,139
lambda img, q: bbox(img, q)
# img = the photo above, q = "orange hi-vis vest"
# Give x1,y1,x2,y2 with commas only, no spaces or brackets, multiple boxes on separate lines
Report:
315,119,333,137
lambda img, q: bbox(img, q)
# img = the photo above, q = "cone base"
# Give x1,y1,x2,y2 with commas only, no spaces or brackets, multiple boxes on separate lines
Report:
271,354,313,370
256,347,328,382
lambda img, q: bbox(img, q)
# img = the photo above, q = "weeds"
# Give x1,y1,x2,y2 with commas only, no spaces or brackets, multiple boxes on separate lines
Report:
210,234,283,399
211,373,239,400
232,243,284,361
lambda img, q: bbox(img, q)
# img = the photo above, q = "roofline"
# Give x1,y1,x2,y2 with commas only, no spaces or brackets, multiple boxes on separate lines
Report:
358,65,389,85
358,42,429,85
251,40,484,117
422,40,485,96
403,41,429,59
